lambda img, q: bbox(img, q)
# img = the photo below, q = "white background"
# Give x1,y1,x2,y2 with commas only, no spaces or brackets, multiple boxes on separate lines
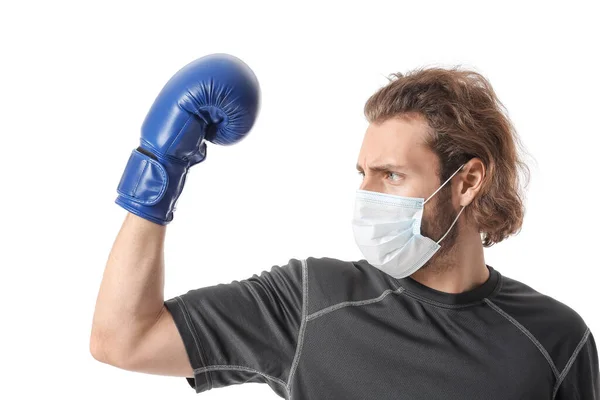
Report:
1,0,598,398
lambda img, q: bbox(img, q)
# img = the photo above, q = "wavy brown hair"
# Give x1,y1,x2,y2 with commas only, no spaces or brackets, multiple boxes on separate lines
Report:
364,65,531,247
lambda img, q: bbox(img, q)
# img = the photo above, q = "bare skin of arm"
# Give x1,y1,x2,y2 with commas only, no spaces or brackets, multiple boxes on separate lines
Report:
89,212,193,377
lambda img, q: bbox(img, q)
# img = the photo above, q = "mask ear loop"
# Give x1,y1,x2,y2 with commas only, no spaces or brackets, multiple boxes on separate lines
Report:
424,163,466,204
422,163,468,244
436,205,465,244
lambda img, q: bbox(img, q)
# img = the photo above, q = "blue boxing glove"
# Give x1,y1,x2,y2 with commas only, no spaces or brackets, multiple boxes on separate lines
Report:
115,54,260,225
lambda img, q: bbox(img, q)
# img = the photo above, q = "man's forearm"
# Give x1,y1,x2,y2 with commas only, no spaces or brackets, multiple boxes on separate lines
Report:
90,212,166,362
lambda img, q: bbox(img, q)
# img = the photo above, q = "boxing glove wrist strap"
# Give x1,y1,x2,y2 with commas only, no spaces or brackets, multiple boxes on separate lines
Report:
116,149,170,206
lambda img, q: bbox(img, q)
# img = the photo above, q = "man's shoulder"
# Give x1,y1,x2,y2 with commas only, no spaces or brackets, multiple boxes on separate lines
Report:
494,273,587,331
490,272,589,372
303,256,392,287
301,256,398,315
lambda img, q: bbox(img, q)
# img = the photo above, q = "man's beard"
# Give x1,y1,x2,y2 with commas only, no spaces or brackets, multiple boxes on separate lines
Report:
419,185,461,273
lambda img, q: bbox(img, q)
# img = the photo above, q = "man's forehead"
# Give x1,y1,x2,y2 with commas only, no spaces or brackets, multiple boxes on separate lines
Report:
358,117,435,171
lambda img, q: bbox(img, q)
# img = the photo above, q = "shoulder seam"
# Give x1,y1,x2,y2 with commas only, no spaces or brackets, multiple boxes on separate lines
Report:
286,258,309,398
484,298,560,379
551,327,591,399
307,286,405,321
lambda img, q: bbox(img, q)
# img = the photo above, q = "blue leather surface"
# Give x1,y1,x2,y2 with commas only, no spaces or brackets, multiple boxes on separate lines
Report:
115,53,260,224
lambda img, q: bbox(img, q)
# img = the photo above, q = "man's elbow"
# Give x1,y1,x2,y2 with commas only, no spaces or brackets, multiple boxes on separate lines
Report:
89,331,125,367
90,336,109,363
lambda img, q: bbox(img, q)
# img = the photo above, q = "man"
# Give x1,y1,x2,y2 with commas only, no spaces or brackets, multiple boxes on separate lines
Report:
90,56,599,399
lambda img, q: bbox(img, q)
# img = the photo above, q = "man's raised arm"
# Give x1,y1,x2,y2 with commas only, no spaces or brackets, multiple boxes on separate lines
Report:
88,53,260,377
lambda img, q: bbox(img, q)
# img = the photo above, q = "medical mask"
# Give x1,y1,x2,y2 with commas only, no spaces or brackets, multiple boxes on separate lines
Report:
352,164,466,279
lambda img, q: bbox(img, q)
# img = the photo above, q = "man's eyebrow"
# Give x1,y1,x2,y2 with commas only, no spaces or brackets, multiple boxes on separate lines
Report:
355,163,409,172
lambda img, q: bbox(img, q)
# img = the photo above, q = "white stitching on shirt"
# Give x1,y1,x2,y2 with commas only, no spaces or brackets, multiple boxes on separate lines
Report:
551,327,591,399
281,261,505,398
184,259,307,399
174,296,214,389
285,258,308,400
193,364,288,388
484,298,560,379
306,286,406,321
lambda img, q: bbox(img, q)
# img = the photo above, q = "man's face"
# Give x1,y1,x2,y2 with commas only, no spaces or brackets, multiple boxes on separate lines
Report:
356,115,461,267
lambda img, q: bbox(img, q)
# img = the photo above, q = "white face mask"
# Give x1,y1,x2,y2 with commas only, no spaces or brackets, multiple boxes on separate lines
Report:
351,164,466,279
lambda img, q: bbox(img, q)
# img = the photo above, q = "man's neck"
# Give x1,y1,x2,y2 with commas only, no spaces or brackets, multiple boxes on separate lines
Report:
409,227,488,294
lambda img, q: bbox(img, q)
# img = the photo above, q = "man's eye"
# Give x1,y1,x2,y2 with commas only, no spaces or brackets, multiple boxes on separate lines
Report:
357,171,365,178
387,172,402,181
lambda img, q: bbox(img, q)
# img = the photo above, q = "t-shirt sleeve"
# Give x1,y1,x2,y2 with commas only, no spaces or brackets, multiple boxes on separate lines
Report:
163,258,305,397
554,328,600,399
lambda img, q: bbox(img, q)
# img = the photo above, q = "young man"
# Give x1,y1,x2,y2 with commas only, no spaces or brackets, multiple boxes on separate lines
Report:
90,59,599,399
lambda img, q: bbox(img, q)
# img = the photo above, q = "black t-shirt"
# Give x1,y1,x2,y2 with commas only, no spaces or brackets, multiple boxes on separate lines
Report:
164,257,599,399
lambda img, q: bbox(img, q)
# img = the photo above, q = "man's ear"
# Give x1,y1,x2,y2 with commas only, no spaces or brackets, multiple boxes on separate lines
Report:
458,158,485,207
